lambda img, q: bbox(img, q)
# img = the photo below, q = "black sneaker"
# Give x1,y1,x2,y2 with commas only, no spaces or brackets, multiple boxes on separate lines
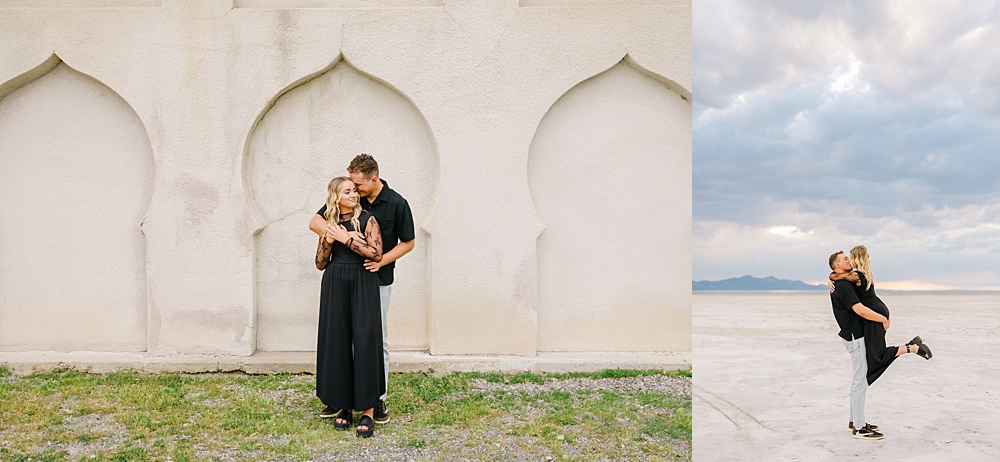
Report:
852,424,883,440
849,421,878,433
319,406,339,418
373,400,390,424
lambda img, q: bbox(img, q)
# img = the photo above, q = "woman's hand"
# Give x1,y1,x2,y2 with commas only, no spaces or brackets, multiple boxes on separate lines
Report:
882,317,890,331
326,223,350,244
828,280,835,293
347,231,366,244
323,223,336,244
323,226,334,244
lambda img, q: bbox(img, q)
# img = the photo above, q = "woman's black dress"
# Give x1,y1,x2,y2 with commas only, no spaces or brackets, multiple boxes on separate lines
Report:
314,210,385,411
851,273,897,385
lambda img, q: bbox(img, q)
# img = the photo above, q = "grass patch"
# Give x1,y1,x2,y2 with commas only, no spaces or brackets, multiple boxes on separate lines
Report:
404,437,428,448
466,368,690,384
0,368,690,461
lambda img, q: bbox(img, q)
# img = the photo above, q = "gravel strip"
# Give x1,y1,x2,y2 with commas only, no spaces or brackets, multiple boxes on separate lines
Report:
40,413,129,459
469,375,691,396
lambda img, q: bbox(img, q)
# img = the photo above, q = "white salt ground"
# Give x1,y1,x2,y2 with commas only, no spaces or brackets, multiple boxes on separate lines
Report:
693,292,1000,461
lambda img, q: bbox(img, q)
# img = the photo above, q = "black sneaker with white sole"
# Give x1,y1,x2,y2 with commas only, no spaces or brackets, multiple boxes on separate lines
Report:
852,424,883,440
849,421,878,433
319,406,339,418
373,400,390,424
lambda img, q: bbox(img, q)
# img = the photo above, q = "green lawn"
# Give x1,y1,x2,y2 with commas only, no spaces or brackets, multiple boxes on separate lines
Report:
0,366,690,461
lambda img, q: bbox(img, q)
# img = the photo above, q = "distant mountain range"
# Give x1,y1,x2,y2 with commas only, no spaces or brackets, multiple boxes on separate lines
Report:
692,275,827,291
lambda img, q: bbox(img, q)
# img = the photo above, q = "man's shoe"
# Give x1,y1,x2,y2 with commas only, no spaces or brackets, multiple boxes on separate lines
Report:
373,400,390,424
852,424,883,440
319,406,339,418
849,421,878,433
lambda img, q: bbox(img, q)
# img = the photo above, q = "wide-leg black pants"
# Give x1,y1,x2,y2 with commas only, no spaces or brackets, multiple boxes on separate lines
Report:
316,262,385,411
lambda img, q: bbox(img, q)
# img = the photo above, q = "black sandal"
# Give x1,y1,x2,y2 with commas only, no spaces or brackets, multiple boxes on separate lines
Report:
333,409,353,430
356,415,374,438
907,336,933,360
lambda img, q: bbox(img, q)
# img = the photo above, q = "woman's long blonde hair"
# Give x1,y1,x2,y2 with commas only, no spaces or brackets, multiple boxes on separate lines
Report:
850,245,873,290
324,176,362,234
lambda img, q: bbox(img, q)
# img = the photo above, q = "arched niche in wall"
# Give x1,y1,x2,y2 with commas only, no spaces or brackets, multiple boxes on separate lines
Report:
246,57,438,352
0,57,154,352
528,57,691,352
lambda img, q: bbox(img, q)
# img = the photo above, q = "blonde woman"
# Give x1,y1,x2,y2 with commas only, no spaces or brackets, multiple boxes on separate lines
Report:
314,176,384,438
830,245,932,387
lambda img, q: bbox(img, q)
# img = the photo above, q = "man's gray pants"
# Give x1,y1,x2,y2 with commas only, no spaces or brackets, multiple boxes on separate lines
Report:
379,284,391,402
843,336,867,427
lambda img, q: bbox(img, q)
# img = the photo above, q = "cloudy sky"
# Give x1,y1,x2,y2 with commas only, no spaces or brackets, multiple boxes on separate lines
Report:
693,0,1000,290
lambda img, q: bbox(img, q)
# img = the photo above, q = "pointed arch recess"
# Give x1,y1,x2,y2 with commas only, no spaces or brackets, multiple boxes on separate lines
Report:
0,55,155,351
244,55,439,352
527,55,691,352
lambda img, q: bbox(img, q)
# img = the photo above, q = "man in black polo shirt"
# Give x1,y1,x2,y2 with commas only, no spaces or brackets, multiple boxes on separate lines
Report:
829,250,889,440
311,154,415,424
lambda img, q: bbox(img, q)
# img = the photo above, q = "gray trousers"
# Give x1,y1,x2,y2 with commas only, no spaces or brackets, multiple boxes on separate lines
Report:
843,336,867,427
379,284,391,401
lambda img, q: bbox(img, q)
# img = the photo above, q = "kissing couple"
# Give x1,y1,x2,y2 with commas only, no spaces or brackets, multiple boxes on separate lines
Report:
828,245,933,440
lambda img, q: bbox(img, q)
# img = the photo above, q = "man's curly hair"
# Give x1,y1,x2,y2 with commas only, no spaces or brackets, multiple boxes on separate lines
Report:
348,153,379,179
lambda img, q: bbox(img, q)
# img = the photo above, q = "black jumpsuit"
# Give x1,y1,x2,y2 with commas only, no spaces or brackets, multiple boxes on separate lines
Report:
314,210,385,411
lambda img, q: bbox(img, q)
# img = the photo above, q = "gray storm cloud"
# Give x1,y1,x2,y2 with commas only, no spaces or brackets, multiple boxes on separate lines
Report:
694,0,1000,289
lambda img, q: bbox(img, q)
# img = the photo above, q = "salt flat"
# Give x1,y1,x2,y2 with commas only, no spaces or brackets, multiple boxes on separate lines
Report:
694,292,1000,461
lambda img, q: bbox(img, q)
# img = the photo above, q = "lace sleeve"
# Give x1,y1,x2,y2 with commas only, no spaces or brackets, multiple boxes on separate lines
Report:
316,235,333,270
348,215,383,261
829,271,861,286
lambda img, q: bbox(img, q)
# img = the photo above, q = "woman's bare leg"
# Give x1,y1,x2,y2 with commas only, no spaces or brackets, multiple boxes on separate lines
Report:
895,344,922,357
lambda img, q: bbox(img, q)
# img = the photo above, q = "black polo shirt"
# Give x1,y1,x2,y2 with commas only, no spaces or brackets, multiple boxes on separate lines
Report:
831,279,864,341
317,179,414,285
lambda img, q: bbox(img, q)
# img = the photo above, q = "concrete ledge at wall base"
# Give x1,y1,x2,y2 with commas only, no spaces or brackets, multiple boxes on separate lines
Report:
0,350,690,376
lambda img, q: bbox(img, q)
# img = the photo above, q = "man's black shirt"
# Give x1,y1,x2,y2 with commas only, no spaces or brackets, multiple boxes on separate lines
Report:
318,179,415,286
831,278,865,341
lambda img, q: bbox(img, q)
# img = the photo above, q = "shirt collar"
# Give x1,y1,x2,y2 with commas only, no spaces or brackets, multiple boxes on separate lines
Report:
369,179,391,205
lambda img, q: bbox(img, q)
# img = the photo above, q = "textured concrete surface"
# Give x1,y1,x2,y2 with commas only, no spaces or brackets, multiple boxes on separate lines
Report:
694,292,1000,461
248,61,439,353
0,350,689,376
0,0,690,358
0,63,153,352
530,60,691,353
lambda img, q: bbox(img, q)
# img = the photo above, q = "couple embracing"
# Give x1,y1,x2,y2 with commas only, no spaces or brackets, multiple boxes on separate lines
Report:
828,245,933,440
309,154,415,438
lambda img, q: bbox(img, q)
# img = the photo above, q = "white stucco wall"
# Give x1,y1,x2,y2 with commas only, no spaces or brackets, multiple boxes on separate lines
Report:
0,0,690,357
249,60,437,352
530,60,691,352
0,63,153,351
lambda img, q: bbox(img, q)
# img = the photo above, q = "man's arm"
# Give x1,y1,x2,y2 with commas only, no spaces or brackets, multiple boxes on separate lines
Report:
364,239,413,272
851,303,886,323
312,213,364,242
852,302,890,330
310,214,327,236
364,197,417,272
833,279,889,329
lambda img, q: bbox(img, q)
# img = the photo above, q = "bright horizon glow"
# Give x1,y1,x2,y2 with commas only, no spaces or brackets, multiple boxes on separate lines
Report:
875,280,1000,291
876,280,959,291
746,278,1000,291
